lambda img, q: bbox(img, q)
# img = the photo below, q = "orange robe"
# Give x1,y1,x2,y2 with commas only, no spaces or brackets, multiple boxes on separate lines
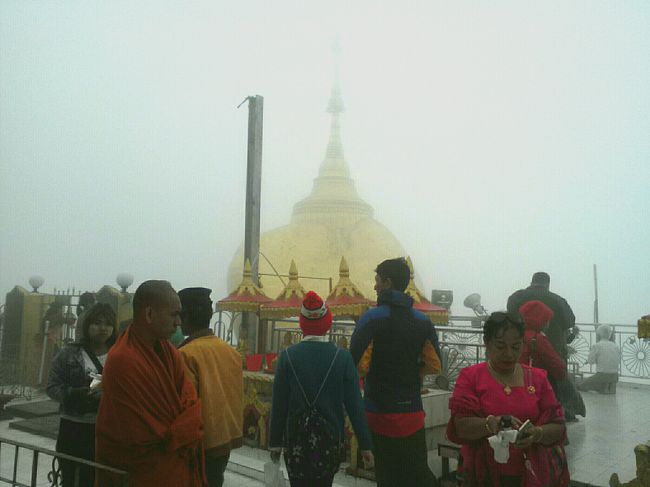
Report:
95,327,205,487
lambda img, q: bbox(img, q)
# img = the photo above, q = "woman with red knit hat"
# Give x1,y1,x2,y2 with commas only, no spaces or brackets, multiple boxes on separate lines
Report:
269,291,373,487
519,300,567,381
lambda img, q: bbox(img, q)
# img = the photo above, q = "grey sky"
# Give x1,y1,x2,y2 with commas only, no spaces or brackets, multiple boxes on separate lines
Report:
1,1,649,324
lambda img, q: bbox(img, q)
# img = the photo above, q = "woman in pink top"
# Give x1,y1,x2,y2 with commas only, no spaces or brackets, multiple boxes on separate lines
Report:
447,312,568,487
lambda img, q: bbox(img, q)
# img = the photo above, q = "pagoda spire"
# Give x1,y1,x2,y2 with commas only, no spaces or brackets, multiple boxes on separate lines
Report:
319,40,350,179
292,41,373,223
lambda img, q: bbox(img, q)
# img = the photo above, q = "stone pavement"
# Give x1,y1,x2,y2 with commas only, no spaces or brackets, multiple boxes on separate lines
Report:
0,382,648,486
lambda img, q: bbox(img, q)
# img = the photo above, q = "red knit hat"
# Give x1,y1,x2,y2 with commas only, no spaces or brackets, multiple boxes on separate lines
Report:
519,300,554,332
299,291,333,336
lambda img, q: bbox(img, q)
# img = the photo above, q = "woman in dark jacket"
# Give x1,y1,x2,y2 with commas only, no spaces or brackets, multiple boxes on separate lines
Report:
269,291,373,487
47,302,117,487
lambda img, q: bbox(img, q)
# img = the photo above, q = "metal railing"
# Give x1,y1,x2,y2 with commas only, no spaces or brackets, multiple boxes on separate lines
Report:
268,318,356,351
438,316,649,381
266,315,649,384
0,436,128,486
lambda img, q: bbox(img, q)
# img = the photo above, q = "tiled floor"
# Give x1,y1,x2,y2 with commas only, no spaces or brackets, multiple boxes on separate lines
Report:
429,382,650,486
563,382,650,485
223,471,263,486
0,382,648,486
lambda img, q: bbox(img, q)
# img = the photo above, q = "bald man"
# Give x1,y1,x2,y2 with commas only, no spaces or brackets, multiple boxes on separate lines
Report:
95,280,205,487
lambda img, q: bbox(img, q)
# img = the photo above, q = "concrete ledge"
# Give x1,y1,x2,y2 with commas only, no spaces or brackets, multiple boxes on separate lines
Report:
5,399,58,419
9,414,59,440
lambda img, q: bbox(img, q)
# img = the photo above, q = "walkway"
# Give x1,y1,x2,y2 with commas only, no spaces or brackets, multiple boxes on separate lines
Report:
0,382,648,486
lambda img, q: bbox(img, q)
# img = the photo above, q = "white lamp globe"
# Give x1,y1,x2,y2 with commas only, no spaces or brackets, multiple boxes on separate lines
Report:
116,273,134,292
28,275,44,293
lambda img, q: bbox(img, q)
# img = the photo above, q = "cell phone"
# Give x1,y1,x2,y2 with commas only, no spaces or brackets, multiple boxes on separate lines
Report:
517,419,534,440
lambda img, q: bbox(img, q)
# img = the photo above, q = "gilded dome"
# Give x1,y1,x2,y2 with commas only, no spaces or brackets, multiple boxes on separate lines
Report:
227,79,406,300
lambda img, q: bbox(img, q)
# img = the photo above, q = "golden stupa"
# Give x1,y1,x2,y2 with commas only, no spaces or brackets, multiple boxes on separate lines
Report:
227,77,406,299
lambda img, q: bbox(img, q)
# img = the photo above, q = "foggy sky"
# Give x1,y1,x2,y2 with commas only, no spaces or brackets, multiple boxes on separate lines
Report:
1,1,649,324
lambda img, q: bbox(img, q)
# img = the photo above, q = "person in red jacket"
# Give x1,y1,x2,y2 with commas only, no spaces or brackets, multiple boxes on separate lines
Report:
518,300,567,381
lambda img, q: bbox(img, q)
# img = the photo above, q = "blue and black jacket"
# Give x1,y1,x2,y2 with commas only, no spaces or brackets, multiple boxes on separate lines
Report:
350,289,442,414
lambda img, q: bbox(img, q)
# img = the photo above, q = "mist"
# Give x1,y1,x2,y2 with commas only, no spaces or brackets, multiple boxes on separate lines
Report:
1,1,649,324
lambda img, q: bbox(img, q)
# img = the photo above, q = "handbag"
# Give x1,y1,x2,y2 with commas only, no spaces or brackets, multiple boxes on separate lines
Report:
264,460,287,487
523,443,570,487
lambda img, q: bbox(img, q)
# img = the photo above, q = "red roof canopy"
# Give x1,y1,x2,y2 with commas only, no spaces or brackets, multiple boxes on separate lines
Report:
216,259,272,313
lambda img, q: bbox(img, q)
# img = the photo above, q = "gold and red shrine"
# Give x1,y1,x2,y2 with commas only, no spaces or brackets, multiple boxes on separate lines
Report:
404,257,449,325
216,258,272,313
259,260,306,320
326,256,372,318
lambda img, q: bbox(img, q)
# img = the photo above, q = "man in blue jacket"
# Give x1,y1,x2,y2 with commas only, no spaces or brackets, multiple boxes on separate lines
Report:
350,258,441,487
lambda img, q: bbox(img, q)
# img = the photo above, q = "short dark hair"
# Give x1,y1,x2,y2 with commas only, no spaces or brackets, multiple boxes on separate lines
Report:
81,302,117,347
181,303,212,330
483,311,524,342
375,258,410,292
531,272,550,286
132,280,175,315
178,288,213,330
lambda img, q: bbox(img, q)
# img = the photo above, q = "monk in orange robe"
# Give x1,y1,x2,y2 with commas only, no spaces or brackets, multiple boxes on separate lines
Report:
95,280,205,487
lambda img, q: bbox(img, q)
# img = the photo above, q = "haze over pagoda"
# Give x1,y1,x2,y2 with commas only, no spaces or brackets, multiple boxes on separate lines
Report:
227,54,408,299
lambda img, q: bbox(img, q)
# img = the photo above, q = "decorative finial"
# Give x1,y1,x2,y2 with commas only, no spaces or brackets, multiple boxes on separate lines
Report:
327,39,345,115
289,260,298,278
339,256,350,277
243,258,253,277
332,37,342,58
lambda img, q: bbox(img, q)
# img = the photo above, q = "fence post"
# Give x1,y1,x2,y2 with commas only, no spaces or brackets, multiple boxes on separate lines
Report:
30,450,39,487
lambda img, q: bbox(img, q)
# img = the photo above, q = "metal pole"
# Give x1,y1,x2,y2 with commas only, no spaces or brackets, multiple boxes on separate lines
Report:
37,321,50,385
243,95,263,283
593,264,599,324
241,95,264,353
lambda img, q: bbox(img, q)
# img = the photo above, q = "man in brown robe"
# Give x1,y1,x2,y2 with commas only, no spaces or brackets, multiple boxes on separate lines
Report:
95,280,204,486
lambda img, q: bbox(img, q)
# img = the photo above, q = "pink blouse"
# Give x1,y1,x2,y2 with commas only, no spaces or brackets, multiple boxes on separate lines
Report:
449,362,563,476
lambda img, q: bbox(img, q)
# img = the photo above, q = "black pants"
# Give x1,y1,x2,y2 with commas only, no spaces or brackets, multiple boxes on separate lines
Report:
205,452,230,487
56,418,95,487
288,475,335,487
372,428,438,487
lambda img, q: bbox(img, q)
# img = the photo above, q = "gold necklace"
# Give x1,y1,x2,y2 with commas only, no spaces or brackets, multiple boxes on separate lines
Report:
488,361,536,395
488,361,517,395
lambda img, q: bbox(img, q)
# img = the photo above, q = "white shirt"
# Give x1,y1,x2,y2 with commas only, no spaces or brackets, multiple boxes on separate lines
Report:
587,340,620,374
300,335,330,343
82,350,108,375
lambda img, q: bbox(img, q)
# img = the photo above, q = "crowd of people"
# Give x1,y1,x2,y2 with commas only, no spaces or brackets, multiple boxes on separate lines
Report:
44,261,617,487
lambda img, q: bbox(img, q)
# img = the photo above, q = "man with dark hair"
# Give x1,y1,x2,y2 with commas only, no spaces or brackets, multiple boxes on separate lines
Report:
178,287,243,487
507,272,576,362
96,280,204,486
350,258,441,487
